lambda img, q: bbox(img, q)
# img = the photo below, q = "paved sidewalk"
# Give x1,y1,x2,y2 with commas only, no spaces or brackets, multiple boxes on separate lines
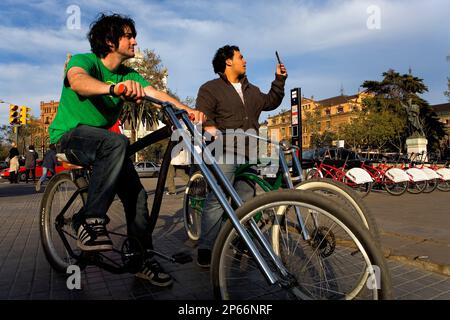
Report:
364,190,450,276
0,179,449,300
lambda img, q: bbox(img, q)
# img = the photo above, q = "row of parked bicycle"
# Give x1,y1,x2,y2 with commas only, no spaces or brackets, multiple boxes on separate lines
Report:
303,149,450,196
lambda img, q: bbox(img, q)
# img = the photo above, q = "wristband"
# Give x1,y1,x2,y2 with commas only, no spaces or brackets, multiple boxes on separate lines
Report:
109,84,116,96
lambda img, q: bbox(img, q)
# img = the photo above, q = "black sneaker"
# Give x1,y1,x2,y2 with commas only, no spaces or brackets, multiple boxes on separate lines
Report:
76,218,113,252
135,259,173,287
197,249,211,268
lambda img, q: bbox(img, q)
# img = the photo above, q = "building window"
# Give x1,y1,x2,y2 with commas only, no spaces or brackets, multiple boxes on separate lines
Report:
281,127,286,137
337,106,344,113
325,109,331,116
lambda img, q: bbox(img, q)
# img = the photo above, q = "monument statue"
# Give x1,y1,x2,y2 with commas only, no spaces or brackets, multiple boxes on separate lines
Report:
401,98,425,137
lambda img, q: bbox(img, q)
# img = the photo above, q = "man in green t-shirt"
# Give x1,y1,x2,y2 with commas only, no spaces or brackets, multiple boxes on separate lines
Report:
49,13,205,287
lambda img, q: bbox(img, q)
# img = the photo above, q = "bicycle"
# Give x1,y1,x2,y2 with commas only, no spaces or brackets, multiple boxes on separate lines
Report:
306,149,373,197
183,136,380,242
360,159,409,196
40,95,392,300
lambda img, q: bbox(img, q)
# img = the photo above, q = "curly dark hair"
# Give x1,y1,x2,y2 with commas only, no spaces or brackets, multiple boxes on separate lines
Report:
212,45,240,74
88,13,137,58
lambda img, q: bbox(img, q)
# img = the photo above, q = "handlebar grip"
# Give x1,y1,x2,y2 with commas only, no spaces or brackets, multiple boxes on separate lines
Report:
116,83,126,95
189,113,196,121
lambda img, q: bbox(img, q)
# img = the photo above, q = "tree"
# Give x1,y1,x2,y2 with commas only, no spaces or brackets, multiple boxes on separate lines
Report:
362,69,446,152
339,116,368,150
120,49,168,145
303,106,322,148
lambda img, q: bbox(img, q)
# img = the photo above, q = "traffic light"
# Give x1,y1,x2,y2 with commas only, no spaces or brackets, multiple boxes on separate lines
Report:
20,106,31,125
9,105,20,125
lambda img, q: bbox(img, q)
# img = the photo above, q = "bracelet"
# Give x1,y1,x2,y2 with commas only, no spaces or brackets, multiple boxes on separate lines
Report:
109,84,116,96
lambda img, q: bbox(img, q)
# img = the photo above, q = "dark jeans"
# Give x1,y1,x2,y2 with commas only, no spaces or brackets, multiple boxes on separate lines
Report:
198,162,255,251
25,168,36,183
59,125,154,250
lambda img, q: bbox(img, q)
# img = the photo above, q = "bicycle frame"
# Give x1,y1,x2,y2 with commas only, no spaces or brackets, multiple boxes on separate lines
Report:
140,97,294,286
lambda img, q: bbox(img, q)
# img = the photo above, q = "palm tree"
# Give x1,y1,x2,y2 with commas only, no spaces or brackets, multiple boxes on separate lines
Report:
120,101,158,144
119,48,168,160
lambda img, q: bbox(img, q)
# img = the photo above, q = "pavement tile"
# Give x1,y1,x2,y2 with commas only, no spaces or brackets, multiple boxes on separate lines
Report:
1,178,449,301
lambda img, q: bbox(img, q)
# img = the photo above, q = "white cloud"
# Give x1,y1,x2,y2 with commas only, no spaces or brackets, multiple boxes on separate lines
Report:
0,63,63,124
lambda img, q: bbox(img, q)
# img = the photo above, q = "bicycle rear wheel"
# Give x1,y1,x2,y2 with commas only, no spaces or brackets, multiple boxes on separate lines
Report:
183,171,206,241
39,172,87,273
437,179,450,192
383,176,408,196
212,190,392,300
407,180,427,194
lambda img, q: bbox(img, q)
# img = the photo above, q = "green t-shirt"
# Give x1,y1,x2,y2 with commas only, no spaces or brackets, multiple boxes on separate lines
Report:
49,53,150,143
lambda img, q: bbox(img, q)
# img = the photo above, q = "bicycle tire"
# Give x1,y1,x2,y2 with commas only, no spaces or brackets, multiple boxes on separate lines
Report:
407,180,426,194
183,171,206,241
39,172,87,273
306,168,322,180
295,178,380,241
343,176,372,198
422,178,438,193
437,179,450,192
211,189,392,300
382,176,408,196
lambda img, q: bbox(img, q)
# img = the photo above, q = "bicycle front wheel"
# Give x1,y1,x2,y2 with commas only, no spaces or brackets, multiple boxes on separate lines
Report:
212,190,392,300
295,178,380,240
183,171,206,241
39,172,87,273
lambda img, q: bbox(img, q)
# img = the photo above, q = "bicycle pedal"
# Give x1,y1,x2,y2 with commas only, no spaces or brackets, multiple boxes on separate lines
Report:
171,252,193,264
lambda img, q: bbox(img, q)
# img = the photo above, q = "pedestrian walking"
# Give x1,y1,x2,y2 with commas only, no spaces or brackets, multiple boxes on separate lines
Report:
24,145,38,183
8,142,19,184
36,144,57,192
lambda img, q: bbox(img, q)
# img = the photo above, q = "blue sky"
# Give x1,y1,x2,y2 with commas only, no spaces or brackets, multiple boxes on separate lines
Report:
0,0,449,125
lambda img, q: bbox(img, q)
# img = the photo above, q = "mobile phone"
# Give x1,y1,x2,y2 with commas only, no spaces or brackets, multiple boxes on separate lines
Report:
275,51,283,64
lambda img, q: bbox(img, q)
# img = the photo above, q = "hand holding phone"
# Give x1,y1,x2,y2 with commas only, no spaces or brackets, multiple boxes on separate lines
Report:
275,51,282,64
275,51,287,78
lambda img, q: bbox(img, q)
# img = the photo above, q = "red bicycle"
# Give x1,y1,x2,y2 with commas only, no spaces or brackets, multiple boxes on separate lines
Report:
306,149,373,197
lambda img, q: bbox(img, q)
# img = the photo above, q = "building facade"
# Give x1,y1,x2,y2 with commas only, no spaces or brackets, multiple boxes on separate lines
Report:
266,91,371,150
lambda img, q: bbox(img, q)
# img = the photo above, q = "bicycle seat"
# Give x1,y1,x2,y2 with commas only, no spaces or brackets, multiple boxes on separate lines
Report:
56,153,84,170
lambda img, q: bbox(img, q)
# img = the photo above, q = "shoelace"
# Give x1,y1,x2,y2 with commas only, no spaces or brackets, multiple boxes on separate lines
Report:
84,220,108,237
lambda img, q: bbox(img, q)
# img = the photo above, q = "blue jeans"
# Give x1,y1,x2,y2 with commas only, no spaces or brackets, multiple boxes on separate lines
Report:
59,125,154,249
38,167,55,184
198,163,255,251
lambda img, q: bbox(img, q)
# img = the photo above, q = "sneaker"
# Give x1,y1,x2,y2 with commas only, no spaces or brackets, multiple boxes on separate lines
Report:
197,249,211,268
135,259,173,287
35,180,41,192
76,218,113,252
